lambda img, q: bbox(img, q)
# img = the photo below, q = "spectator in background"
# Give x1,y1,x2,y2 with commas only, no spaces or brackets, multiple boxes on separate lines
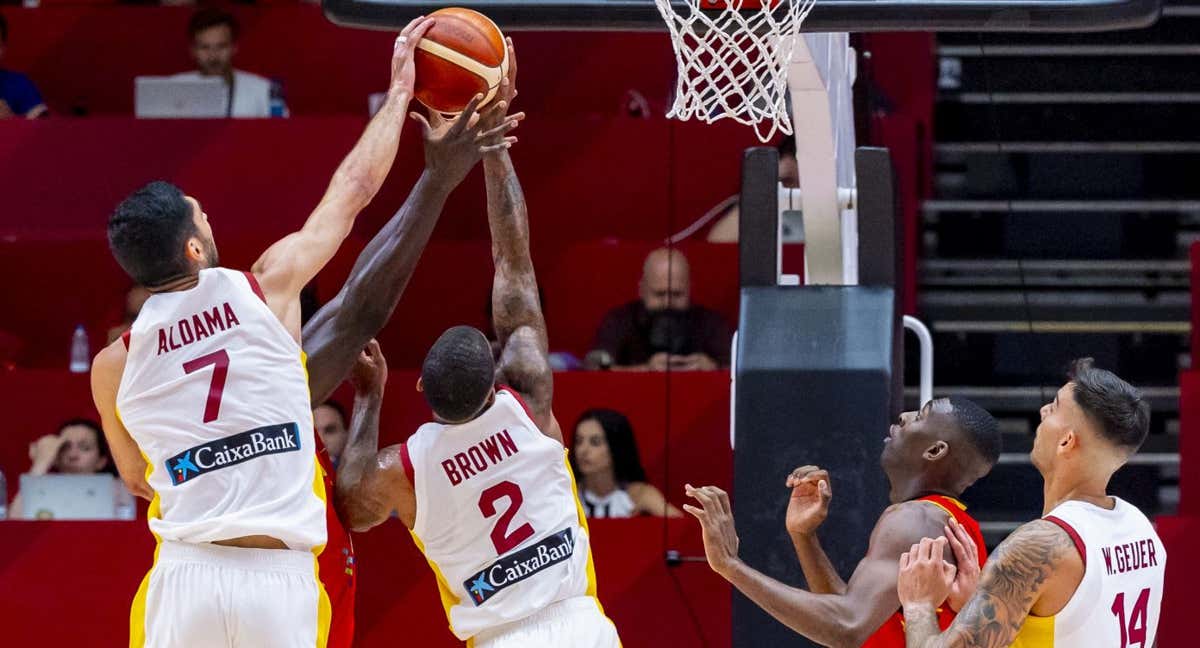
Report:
314,400,348,467
0,13,48,120
706,135,798,243
8,418,134,519
106,285,152,345
570,409,681,518
589,248,731,371
171,9,286,118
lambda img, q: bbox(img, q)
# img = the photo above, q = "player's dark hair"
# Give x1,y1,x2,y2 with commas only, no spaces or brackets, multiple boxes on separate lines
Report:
108,181,199,287
570,408,648,485
1068,357,1150,451
188,8,239,42
57,418,117,476
316,400,347,426
946,396,1001,467
422,326,496,423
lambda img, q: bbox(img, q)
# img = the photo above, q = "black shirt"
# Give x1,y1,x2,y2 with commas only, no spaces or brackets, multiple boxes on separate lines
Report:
591,300,732,367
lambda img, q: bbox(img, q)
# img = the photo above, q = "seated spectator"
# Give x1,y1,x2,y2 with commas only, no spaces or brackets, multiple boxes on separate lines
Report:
314,400,348,467
706,135,798,243
589,248,731,371
0,14,48,120
569,409,681,518
105,285,152,345
170,9,286,118
8,419,134,520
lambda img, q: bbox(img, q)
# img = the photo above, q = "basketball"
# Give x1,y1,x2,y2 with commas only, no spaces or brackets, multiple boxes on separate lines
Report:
413,8,509,114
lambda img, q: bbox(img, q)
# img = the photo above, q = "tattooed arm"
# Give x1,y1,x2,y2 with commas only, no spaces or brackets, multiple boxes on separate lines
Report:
899,519,1083,648
482,43,559,443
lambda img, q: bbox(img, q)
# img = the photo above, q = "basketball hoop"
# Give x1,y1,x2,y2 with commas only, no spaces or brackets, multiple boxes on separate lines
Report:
654,0,817,142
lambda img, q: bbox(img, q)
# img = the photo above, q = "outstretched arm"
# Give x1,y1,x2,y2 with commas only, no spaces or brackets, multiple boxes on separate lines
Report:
785,466,848,595
899,520,1081,648
481,43,558,440
303,96,522,403
252,19,433,322
333,340,417,531
687,485,954,648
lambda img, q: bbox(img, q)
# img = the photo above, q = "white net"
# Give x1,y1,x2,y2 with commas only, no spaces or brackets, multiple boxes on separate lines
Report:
654,0,817,142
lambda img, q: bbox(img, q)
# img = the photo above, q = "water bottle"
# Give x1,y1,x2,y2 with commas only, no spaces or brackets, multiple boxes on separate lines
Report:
0,470,7,519
69,324,90,373
269,80,286,118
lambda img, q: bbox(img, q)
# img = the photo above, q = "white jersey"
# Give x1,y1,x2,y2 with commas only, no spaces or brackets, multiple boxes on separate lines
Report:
405,388,599,640
116,268,326,551
1013,497,1166,648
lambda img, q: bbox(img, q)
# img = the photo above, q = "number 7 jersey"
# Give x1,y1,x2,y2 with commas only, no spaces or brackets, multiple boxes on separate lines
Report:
403,388,601,641
116,268,326,552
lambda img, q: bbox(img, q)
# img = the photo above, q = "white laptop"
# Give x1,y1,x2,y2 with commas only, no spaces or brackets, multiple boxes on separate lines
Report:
135,76,229,118
19,474,119,520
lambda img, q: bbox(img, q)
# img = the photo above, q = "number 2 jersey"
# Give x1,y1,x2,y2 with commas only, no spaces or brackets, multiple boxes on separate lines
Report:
402,388,601,641
116,267,327,551
1012,497,1166,648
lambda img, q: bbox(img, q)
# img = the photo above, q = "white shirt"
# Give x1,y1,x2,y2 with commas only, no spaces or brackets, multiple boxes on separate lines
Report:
1014,497,1167,647
116,268,325,551
169,69,284,118
580,487,636,519
405,388,598,640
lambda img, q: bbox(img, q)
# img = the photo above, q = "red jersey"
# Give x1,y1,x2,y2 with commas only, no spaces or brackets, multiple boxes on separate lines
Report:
315,435,356,648
862,494,987,648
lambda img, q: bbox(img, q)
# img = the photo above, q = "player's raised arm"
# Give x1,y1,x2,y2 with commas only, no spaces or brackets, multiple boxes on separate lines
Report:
251,18,432,311
90,342,152,501
899,519,1082,648
304,97,522,404
687,484,956,648
482,43,556,439
333,340,417,531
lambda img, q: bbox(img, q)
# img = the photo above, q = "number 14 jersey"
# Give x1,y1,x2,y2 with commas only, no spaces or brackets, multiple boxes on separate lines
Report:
1013,497,1166,648
116,268,326,551
403,388,600,641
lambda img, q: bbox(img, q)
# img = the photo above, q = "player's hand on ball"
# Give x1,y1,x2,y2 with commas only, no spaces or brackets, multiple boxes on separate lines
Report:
349,339,388,398
683,484,740,578
897,536,957,611
944,517,980,611
410,94,517,185
785,465,831,536
390,16,436,100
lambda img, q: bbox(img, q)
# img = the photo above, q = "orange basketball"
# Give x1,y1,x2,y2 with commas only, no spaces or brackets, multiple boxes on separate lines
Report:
413,8,509,115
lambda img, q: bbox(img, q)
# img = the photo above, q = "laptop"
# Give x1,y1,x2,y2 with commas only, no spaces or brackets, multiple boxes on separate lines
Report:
19,474,119,520
135,76,229,118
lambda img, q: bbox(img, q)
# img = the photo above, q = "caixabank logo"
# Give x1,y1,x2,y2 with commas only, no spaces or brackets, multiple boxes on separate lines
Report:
166,422,302,485
464,528,575,606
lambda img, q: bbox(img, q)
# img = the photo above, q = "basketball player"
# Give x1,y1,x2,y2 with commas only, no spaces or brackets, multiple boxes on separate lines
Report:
90,17,437,647
331,43,620,648
300,68,522,648
897,359,1166,648
684,396,1000,647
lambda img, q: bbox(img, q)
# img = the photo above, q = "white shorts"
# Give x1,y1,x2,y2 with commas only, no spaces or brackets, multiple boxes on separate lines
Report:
471,596,622,648
131,541,328,648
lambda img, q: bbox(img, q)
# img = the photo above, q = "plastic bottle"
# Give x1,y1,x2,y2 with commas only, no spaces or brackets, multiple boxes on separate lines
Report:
69,324,90,373
269,80,287,118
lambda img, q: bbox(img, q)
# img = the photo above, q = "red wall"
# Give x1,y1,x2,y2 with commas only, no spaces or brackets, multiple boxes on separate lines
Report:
0,518,730,647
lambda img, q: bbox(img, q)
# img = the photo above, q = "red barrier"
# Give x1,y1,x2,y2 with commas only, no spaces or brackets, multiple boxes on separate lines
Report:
1154,515,1199,647
0,7,678,118
0,518,730,647
0,236,743,367
0,370,732,506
